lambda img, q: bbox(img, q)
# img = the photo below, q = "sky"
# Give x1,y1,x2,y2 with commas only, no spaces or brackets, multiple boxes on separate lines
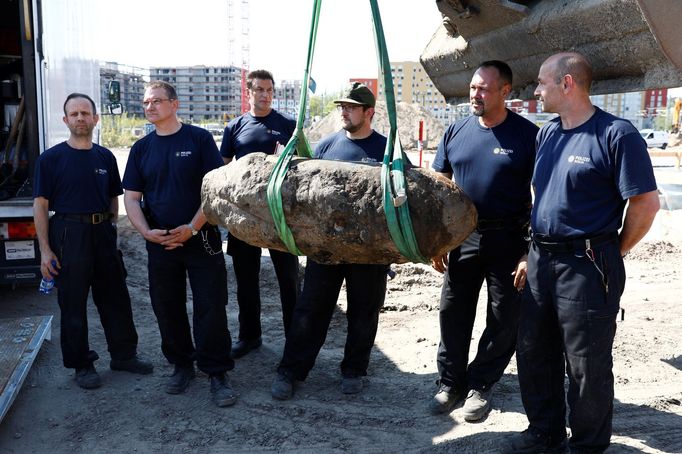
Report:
94,0,442,94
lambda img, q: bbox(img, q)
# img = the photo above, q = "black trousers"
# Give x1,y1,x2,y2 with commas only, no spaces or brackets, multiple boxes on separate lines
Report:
227,233,300,340
146,226,233,375
436,229,527,392
49,217,138,370
278,260,387,380
517,239,625,453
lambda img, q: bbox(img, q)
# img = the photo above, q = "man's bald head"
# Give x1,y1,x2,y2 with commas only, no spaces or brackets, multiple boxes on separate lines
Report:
544,52,593,91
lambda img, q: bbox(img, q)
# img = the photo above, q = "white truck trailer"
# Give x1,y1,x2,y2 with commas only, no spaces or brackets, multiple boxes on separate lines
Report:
0,0,100,286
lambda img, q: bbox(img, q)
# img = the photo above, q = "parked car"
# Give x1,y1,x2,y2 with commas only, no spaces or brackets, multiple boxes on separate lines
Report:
640,129,668,149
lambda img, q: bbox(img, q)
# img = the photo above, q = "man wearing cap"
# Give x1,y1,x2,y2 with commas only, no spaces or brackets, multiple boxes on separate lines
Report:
270,82,389,400
220,69,301,358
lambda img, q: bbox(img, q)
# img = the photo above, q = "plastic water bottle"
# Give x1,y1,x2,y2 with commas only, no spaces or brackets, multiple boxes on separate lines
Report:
38,260,57,294
38,277,54,294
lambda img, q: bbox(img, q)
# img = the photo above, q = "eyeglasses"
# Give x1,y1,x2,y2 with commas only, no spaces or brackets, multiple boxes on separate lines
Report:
337,104,361,112
251,87,274,95
142,98,173,108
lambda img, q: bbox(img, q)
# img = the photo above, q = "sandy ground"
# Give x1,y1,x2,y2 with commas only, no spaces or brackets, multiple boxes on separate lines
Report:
0,158,681,453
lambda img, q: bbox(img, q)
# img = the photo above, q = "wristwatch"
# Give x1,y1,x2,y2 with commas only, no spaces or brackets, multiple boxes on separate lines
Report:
188,223,198,236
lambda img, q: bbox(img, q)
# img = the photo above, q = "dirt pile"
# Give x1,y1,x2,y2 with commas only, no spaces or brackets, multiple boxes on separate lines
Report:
306,101,446,150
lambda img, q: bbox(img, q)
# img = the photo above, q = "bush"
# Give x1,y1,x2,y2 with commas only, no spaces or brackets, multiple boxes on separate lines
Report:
100,113,147,148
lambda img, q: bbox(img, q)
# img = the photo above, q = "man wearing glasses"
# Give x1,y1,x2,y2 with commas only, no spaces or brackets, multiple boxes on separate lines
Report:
271,82,389,400
220,69,301,358
123,81,237,407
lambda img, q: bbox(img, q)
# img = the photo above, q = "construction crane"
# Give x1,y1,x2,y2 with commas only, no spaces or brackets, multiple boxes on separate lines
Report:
227,0,250,115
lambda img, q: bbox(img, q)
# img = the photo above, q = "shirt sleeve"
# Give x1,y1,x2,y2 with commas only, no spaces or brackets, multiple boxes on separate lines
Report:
121,143,144,191
220,123,235,159
200,129,223,175
107,150,124,197
612,129,658,199
32,153,52,199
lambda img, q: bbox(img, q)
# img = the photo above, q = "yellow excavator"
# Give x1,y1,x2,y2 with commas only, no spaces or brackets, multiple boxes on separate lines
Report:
673,98,682,134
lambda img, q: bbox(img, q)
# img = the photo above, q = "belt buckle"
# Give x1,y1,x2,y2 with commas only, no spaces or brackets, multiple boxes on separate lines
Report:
91,213,104,224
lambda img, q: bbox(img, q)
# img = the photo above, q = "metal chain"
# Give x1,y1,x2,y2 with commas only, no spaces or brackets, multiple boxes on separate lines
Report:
201,230,223,256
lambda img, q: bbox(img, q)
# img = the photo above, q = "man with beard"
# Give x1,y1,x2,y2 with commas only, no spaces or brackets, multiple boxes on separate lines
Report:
33,93,152,389
123,81,236,407
270,82,388,400
220,69,300,358
429,61,538,420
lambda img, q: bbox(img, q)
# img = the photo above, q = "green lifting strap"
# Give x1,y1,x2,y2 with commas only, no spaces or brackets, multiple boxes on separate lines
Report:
266,0,428,263
369,0,429,263
265,0,319,256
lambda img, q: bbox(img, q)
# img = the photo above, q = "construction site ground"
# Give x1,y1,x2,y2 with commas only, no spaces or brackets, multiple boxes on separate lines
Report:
0,150,680,453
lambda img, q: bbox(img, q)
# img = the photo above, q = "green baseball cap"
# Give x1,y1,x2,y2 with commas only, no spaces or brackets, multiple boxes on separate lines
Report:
334,82,376,107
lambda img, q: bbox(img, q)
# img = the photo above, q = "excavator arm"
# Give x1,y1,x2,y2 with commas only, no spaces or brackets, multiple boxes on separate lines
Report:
421,0,682,103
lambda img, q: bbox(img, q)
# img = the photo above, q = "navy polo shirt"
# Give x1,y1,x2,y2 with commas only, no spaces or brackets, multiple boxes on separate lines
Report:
314,130,386,162
122,124,222,228
531,107,657,239
33,142,122,213
432,110,538,220
220,110,296,160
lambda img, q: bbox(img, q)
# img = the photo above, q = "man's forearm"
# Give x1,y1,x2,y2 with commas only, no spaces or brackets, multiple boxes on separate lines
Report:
123,194,151,239
619,190,660,255
33,198,51,254
109,196,119,224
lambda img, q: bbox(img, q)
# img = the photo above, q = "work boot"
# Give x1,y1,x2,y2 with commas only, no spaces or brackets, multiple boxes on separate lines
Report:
429,384,461,415
341,376,363,395
271,373,294,400
501,428,568,454
462,387,493,421
209,373,237,407
110,355,154,375
75,364,102,390
165,365,195,394
231,337,262,359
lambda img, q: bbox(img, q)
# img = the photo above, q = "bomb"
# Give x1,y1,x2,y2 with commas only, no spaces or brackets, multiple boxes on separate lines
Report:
202,153,477,264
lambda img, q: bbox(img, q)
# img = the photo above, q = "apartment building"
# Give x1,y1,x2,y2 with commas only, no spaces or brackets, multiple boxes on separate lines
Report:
378,61,454,125
272,79,304,119
591,89,668,130
150,65,242,123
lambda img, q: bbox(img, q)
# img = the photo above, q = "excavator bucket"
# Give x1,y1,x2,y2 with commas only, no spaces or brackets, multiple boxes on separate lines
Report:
421,0,682,103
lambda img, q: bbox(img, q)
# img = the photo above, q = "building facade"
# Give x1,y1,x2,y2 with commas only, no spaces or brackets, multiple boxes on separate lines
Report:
591,89,668,130
149,65,242,123
378,61,453,125
350,78,378,98
272,79,302,118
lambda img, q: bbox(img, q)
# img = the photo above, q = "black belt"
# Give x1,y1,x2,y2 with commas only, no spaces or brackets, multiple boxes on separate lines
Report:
477,217,528,232
54,212,114,224
532,231,619,253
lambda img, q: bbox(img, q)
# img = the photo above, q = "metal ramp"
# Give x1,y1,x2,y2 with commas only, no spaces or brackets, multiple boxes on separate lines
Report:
0,316,52,423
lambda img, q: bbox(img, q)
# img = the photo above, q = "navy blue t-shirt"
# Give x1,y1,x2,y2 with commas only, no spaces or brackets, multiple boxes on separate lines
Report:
33,142,122,213
220,110,296,160
531,107,657,239
314,130,386,162
432,110,538,220
122,124,223,227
